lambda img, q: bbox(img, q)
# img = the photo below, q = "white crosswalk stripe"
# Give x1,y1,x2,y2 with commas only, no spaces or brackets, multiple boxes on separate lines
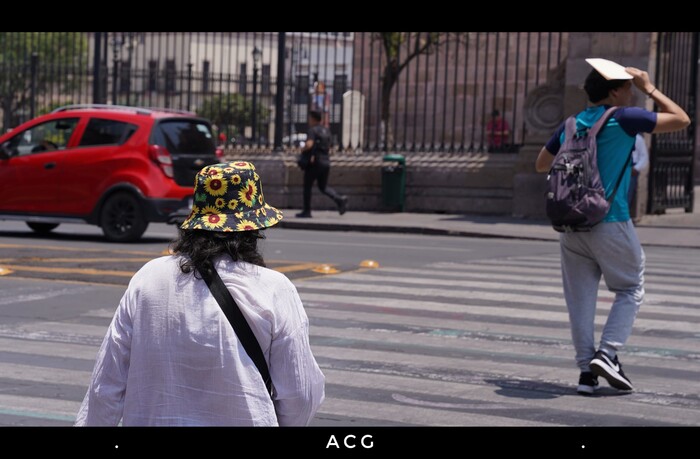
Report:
1,253,699,426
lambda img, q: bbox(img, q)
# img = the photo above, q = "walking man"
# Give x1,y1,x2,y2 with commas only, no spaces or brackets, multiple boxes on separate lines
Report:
296,110,348,218
535,59,689,395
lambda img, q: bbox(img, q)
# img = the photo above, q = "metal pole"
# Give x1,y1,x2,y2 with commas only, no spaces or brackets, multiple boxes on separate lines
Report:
112,39,119,105
273,32,286,151
187,62,193,112
30,53,38,119
93,32,103,103
252,65,258,142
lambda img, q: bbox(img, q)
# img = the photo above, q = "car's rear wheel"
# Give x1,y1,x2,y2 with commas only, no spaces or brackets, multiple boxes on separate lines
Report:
100,192,148,242
26,222,60,234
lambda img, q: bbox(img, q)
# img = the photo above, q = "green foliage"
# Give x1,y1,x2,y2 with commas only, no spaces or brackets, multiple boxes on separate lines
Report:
196,93,270,135
0,32,89,128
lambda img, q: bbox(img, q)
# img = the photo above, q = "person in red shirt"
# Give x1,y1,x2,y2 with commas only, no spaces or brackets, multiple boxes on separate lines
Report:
486,110,511,152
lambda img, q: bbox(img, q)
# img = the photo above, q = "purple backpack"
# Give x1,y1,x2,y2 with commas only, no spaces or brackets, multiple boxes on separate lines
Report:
545,106,631,232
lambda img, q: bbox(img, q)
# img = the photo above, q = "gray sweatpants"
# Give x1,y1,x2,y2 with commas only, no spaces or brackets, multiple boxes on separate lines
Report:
559,220,645,372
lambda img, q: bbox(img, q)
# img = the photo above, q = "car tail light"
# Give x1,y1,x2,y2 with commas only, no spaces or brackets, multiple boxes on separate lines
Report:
148,145,174,178
215,147,224,159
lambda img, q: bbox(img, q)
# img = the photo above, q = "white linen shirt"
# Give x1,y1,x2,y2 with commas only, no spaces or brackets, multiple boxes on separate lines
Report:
75,255,325,426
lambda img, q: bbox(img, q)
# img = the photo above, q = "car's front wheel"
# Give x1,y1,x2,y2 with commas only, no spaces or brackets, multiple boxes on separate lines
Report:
100,192,148,242
26,222,60,234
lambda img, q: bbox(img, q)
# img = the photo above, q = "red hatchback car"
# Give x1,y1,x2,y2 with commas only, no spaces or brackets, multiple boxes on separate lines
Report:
0,105,222,241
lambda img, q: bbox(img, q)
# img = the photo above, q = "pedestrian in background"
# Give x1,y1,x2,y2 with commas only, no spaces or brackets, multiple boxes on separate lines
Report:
628,134,649,212
486,109,511,152
535,59,690,395
296,110,348,218
76,161,325,426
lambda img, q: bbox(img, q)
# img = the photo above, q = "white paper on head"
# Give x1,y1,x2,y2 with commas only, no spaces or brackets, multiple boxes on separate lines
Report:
585,58,633,80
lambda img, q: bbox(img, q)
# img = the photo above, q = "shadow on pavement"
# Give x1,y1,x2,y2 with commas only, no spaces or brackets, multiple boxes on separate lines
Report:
486,378,631,399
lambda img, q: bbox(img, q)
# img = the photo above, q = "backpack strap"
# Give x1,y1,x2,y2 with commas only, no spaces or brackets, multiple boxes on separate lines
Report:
606,147,634,203
589,106,619,137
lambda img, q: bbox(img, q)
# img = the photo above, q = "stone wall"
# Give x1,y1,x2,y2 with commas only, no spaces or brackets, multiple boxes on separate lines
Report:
226,151,516,214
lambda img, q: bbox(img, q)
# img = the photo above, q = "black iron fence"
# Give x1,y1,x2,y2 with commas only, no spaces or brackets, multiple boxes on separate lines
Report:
1,32,567,153
649,32,698,213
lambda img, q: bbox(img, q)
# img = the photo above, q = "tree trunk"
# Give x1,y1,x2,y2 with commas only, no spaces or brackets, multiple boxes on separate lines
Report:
380,62,399,152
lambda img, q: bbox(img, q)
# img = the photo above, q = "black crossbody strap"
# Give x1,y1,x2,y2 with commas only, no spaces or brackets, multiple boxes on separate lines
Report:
607,149,633,204
198,263,273,398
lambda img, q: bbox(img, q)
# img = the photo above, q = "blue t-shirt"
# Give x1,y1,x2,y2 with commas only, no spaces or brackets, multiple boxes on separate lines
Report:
545,105,656,222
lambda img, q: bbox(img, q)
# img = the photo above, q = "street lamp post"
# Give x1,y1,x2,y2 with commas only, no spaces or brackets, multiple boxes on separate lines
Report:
111,35,123,105
251,46,261,143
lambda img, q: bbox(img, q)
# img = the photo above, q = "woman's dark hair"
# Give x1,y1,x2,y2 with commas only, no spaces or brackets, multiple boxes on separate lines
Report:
171,228,266,276
584,69,628,103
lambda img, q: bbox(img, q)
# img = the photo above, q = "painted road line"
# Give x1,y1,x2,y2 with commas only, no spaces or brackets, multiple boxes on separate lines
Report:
0,257,155,263
1,264,136,277
0,242,159,256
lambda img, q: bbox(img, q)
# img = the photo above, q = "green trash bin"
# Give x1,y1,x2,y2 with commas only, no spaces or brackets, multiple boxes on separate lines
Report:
382,154,406,212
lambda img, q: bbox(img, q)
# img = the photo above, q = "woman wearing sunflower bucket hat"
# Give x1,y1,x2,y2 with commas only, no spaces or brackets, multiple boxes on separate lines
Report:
76,161,325,426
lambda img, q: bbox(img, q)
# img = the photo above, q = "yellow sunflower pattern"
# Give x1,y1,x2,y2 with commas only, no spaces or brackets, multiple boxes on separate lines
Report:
236,220,257,231
204,175,228,196
238,179,258,207
201,205,227,230
181,161,283,232
205,166,223,177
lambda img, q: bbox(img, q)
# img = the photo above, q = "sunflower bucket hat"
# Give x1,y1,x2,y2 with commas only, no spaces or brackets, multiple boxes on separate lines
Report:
181,161,283,232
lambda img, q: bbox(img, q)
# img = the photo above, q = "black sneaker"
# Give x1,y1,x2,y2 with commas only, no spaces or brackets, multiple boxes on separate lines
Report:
577,372,599,396
295,211,312,218
590,350,634,391
337,196,348,215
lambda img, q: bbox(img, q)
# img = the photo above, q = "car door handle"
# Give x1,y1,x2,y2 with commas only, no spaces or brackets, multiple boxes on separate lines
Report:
44,162,56,170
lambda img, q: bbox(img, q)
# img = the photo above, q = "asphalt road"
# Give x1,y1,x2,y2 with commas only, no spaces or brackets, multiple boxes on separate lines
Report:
1,220,699,430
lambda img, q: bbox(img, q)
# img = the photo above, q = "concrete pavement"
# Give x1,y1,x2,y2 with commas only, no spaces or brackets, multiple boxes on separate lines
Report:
279,186,700,249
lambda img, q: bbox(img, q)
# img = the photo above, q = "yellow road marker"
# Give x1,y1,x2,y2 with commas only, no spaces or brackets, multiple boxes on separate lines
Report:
274,263,322,273
359,260,380,269
312,264,339,274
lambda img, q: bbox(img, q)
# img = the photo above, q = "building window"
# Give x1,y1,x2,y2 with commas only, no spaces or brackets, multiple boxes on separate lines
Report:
165,59,177,93
147,60,158,92
332,74,347,104
294,75,309,104
202,60,210,93
238,63,248,94
261,64,271,95
119,59,131,94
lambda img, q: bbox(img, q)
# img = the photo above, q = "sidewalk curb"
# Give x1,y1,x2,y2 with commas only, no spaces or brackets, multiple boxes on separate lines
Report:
278,220,557,243
277,219,700,249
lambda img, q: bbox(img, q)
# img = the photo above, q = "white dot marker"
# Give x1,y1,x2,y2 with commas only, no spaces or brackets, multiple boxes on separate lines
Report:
115,445,119,449
581,445,585,449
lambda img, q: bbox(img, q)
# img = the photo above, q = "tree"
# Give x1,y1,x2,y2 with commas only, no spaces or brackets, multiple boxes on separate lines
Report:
0,32,89,131
374,32,461,150
196,93,270,141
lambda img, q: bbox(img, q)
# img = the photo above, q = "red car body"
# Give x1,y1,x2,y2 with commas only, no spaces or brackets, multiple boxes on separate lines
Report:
0,105,222,241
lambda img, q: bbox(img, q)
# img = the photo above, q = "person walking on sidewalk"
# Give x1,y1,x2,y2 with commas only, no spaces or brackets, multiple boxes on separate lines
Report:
628,133,649,214
296,110,348,218
535,60,690,395
76,161,325,425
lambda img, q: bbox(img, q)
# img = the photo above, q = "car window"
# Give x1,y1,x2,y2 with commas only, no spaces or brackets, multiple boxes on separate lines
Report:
79,118,137,147
152,120,215,154
6,118,79,156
